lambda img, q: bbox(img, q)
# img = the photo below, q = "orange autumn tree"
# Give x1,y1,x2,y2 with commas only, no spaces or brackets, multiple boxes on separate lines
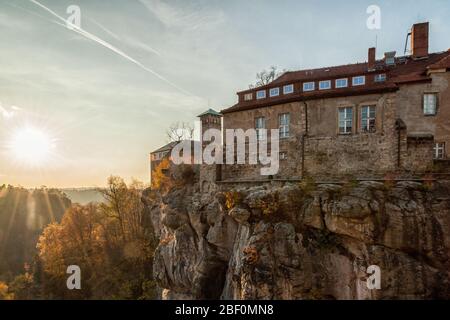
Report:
151,158,172,192
36,177,157,300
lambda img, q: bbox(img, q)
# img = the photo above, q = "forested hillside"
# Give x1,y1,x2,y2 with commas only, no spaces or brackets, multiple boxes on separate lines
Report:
0,186,71,281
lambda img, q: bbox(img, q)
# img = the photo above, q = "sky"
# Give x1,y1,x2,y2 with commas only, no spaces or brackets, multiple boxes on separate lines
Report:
0,0,449,188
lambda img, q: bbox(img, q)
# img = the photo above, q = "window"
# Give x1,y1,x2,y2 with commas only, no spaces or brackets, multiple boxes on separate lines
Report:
256,90,266,99
352,76,365,86
434,142,445,159
269,87,280,97
423,93,438,115
279,151,288,160
255,117,266,140
374,74,386,82
385,57,395,66
335,78,348,88
279,113,290,138
338,107,353,134
319,80,331,90
361,106,376,132
303,82,315,91
283,84,294,94
244,93,253,101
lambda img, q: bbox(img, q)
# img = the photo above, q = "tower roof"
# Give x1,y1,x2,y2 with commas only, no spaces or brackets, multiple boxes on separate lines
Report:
197,108,222,117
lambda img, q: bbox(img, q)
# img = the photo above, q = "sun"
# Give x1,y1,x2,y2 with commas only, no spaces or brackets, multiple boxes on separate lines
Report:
8,126,55,166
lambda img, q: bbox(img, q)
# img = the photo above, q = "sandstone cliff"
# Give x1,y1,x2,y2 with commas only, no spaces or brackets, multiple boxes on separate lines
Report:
143,179,450,300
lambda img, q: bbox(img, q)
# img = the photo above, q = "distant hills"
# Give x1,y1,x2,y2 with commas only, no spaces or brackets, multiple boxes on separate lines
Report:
60,188,105,205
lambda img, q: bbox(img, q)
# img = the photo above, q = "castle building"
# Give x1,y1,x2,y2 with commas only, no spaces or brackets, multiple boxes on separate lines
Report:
217,22,450,181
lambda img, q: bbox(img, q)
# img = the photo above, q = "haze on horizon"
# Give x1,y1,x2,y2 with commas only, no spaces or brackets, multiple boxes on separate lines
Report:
1,0,449,188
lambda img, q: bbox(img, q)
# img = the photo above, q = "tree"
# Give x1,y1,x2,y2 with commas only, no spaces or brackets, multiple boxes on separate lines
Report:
35,177,158,300
0,281,13,300
249,66,286,88
150,158,172,192
166,121,194,142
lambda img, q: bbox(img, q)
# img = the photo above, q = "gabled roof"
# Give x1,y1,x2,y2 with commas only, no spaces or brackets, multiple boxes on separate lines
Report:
197,108,222,117
151,140,202,154
428,50,450,70
222,51,450,114
151,141,178,154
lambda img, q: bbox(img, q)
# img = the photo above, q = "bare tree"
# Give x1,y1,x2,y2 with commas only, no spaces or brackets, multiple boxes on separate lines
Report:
249,66,286,89
166,121,194,142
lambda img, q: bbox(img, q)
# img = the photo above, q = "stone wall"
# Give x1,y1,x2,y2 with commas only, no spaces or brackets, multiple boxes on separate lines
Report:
402,137,435,173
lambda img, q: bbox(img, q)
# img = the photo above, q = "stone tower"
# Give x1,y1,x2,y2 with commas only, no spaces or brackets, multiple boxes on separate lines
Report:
197,109,222,192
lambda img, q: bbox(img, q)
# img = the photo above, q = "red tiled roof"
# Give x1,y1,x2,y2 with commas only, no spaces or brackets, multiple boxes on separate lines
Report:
428,50,450,70
222,51,450,114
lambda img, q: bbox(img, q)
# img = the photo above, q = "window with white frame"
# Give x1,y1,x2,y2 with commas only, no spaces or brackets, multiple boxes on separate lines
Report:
269,87,280,97
244,93,253,101
361,105,376,132
423,93,438,115
319,80,331,90
374,74,386,82
279,151,288,160
335,78,348,88
303,82,315,91
255,117,266,140
256,90,266,99
283,84,294,94
352,76,365,86
338,107,353,134
434,142,445,159
279,113,290,138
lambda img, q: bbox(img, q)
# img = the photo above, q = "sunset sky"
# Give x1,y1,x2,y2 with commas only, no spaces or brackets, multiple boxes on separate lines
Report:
1,0,449,188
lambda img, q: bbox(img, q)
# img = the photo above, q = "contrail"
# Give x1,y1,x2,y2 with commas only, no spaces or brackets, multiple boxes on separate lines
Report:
88,18,122,41
28,0,191,96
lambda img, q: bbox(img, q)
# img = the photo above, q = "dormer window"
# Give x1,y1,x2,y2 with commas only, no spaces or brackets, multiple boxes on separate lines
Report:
374,74,387,82
384,51,396,66
283,84,294,94
256,90,266,99
244,93,253,101
352,76,365,86
335,78,348,88
269,87,280,97
303,82,315,91
319,80,331,90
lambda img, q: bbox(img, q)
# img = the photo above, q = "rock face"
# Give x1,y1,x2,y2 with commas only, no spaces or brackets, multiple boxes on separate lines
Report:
143,180,450,300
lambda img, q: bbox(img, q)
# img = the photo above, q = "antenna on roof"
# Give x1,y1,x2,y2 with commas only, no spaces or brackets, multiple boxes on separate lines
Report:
404,28,412,55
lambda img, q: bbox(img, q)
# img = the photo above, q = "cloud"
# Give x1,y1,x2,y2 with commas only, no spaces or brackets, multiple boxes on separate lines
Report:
28,0,191,96
137,0,225,31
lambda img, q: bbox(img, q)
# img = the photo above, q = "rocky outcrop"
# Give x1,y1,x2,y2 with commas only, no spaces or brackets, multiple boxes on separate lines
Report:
143,179,450,300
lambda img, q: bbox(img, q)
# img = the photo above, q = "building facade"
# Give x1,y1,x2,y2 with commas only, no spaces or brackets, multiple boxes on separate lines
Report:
215,22,450,181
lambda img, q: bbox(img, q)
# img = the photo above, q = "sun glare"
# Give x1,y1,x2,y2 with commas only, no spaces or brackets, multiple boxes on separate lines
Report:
8,126,55,166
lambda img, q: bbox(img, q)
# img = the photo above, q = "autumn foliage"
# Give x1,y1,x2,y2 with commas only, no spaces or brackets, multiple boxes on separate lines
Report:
3,177,158,300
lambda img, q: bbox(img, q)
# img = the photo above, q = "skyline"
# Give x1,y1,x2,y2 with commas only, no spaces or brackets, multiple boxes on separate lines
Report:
1,0,450,188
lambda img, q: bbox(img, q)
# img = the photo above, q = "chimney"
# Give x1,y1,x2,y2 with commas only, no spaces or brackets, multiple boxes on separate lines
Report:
411,22,429,58
368,47,376,71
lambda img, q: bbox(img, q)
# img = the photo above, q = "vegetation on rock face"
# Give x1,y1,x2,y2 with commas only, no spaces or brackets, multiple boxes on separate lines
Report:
151,158,173,192
224,191,243,210
151,159,197,194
